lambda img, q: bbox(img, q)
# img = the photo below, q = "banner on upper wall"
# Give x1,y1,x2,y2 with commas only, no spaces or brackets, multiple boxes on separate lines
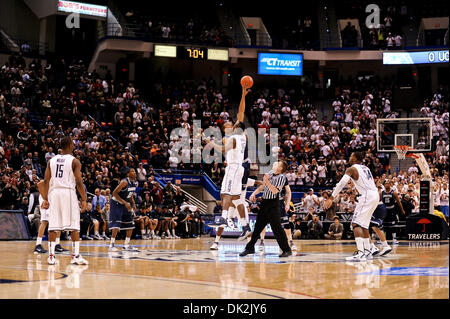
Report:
383,50,449,65
57,1,107,18
258,52,303,76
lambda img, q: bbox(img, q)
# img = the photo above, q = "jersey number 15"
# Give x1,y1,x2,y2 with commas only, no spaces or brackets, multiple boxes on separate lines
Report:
55,164,64,178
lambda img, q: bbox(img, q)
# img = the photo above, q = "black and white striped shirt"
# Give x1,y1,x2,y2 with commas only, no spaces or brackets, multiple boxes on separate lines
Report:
262,170,288,200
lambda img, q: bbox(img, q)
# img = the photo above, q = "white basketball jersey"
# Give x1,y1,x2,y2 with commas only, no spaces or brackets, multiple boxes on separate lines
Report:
226,134,246,164
49,154,76,191
351,164,378,194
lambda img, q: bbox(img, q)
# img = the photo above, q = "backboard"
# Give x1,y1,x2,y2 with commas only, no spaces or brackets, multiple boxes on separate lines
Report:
376,118,433,153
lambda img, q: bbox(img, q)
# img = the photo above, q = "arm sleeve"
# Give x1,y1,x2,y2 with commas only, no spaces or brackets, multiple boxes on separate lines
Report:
28,195,34,214
331,174,351,198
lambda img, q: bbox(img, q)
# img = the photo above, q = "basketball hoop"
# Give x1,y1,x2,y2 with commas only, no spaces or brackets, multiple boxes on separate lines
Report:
394,145,412,160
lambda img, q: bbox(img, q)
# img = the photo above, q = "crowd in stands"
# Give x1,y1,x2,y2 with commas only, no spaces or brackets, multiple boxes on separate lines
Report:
268,15,318,50
0,49,448,241
244,75,448,222
340,15,404,49
338,0,448,49
0,52,210,239
120,7,232,46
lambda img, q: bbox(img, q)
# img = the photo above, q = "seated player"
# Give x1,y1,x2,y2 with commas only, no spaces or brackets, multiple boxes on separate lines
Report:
147,203,160,239
89,200,105,240
134,205,150,239
162,205,179,238
80,202,94,240
177,205,198,238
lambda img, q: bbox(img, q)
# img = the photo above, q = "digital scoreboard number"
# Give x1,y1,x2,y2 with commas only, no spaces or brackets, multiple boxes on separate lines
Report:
178,47,207,60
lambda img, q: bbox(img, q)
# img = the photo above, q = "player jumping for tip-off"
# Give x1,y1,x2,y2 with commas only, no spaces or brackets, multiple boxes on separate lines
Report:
207,83,252,244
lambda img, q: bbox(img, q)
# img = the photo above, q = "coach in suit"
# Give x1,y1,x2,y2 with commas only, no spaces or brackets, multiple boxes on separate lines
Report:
240,161,292,258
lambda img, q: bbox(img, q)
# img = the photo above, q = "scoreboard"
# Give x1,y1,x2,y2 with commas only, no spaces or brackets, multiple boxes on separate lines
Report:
154,45,229,61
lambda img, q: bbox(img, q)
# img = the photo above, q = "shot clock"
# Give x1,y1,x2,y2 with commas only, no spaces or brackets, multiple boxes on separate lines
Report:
178,47,207,60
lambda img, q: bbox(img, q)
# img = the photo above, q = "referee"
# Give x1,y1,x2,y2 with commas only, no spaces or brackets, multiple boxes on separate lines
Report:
240,161,293,258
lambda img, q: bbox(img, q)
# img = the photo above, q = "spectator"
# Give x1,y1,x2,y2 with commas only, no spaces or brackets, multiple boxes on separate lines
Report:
302,188,320,212
438,182,449,222
307,214,323,239
324,216,343,240
136,163,147,182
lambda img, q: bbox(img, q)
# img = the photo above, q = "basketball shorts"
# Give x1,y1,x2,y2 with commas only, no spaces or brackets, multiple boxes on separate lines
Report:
220,164,244,196
109,200,135,230
89,211,103,221
384,208,399,225
38,197,49,222
370,203,387,229
48,188,80,232
351,190,379,229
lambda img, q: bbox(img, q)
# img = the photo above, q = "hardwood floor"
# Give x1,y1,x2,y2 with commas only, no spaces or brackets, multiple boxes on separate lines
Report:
0,238,448,299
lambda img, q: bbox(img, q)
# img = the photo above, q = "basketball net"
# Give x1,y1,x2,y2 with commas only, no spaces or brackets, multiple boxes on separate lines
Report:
393,145,410,160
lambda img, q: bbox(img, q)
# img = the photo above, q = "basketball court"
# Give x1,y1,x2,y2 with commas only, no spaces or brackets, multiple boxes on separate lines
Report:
0,238,447,299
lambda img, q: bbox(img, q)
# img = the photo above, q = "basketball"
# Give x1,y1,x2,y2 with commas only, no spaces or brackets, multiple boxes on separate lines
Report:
240,75,253,88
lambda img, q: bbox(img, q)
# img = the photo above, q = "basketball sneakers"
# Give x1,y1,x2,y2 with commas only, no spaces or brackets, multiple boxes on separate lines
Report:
34,244,47,254
345,250,367,261
71,254,89,265
379,245,392,256
123,245,139,252
370,244,380,256
55,244,69,253
47,254,57,265
237,225,251,241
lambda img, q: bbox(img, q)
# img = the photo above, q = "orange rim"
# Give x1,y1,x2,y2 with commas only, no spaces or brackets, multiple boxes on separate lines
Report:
393,145,413,151
394,145,412,159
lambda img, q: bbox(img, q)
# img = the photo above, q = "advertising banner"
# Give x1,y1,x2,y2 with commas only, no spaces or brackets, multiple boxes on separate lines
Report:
258,52,303,76
383,50,449,65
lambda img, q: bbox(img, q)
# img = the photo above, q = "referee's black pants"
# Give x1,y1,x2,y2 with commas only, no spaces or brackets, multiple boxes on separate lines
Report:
245,199,291,253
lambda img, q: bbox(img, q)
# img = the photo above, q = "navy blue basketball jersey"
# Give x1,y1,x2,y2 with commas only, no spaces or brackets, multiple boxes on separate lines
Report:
382,190,395,210
117,178,138,203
